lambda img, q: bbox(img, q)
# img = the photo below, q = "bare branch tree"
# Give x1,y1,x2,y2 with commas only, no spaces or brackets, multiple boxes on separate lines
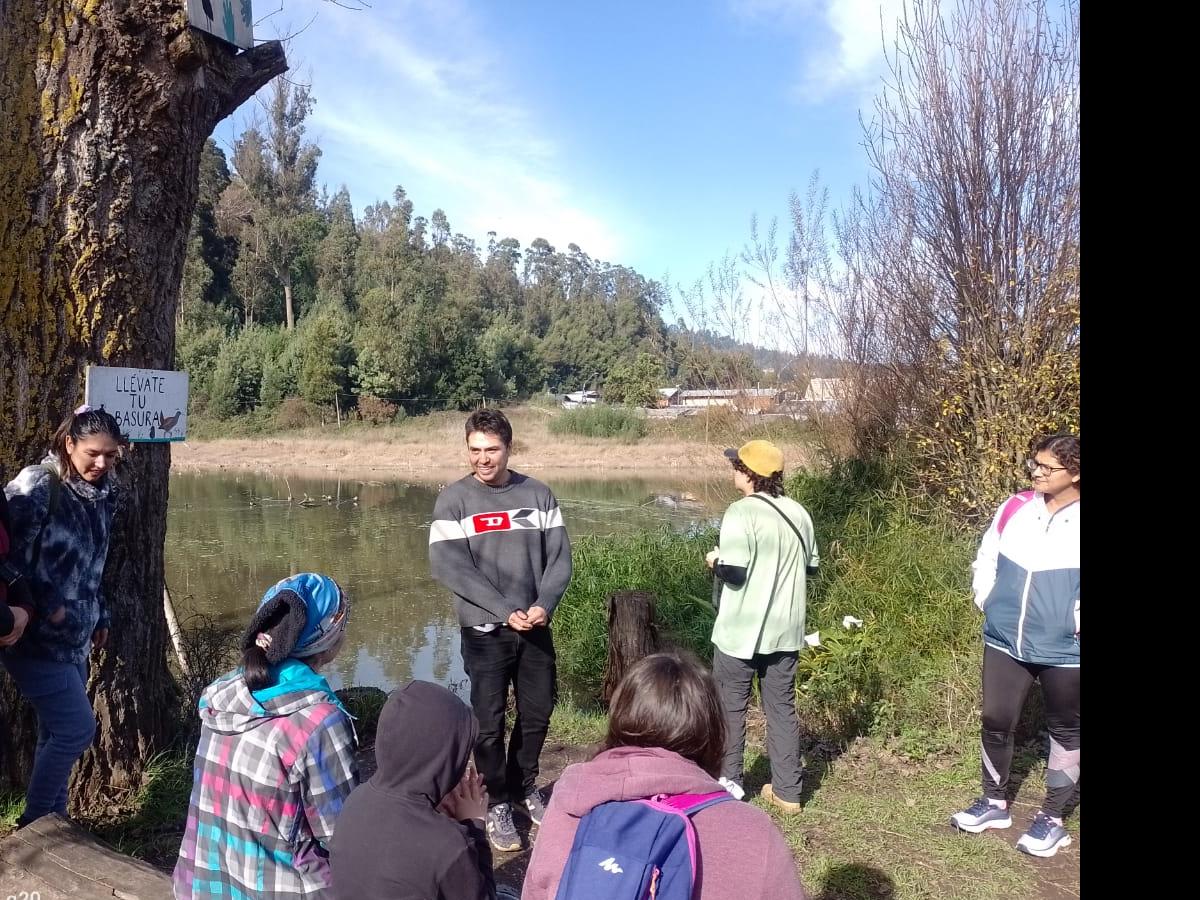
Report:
773,0,1079,510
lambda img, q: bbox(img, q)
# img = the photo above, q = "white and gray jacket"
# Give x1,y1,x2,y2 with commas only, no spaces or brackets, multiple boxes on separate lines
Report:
973,493,1079,667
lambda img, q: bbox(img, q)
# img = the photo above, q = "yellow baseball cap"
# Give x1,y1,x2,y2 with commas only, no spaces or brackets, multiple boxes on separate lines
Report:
723,440,784,477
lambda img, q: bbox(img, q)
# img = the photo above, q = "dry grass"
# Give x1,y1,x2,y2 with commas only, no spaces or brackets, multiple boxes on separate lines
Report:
173,405,815,481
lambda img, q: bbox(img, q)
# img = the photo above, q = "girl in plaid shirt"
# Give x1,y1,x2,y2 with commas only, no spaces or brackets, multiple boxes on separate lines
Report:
173,574,359,899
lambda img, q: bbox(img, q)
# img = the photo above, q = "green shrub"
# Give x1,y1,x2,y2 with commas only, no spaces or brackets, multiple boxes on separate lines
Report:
555,459,986,756
789,461,980,750
552,529,716,700
549,405,648,441
208,327,273,418
274,397,326,430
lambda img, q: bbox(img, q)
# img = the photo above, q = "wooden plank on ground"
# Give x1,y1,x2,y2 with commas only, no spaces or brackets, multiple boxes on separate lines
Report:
0,814,171,899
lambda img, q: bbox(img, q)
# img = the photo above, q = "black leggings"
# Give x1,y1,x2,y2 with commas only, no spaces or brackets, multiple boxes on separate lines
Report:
980,646,1079,818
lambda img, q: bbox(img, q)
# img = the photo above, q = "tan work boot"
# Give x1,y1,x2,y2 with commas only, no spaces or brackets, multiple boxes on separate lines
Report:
761,783,803,814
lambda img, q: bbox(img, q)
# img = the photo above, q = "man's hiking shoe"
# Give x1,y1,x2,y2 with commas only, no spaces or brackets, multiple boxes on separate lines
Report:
1016,811,1072,858
950,797,1012,833
487,803,522,852
523,788,547,825
761,783,802,814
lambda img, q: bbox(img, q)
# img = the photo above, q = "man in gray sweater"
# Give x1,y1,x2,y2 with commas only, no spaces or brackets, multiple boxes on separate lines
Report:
429,408,572,853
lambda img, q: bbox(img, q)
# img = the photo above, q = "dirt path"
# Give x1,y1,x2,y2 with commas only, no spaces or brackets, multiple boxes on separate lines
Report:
171,436,797,482
1,732,1073,899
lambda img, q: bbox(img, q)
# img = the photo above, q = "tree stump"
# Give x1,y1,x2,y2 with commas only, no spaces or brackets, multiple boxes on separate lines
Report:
602,591,661,705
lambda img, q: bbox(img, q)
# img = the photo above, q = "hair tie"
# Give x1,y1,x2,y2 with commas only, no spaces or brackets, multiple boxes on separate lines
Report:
255,633,273,651
74,404,93,415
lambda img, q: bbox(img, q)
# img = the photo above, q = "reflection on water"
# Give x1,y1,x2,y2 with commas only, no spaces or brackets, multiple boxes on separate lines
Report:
166,471,727,693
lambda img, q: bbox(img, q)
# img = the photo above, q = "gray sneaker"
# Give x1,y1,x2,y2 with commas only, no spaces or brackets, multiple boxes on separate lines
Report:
1016,811,1072,857
486,803,522,852
950,797,1013,833
523,788,547,825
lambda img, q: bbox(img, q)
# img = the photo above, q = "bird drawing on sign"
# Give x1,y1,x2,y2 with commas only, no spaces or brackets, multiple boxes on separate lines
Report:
200,0,214,30
157,410,183,437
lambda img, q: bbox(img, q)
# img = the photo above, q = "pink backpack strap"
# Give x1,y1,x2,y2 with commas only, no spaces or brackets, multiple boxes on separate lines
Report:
654,791,731,814
638,791,732,881
997,491,1035,536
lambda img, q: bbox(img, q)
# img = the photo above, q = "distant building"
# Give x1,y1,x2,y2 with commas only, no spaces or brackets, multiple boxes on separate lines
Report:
655,387,681,408
801,378,846,414
561,390,600,409
672,387,784,413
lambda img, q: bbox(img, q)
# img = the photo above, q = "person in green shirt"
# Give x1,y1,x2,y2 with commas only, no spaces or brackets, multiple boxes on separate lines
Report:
706,440,819,814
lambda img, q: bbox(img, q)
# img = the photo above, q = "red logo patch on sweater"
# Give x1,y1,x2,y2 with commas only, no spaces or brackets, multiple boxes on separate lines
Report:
473,512,512,532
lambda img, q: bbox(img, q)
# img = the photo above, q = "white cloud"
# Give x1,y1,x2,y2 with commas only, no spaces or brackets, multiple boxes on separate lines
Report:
810,0,905,95
729,0,906,100
314,109,622,260
248,0,625,260
828,1,894,74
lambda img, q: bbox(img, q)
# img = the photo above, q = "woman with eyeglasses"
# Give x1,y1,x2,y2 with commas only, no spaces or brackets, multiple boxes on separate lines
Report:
2,406,123,827
950,434,1079,858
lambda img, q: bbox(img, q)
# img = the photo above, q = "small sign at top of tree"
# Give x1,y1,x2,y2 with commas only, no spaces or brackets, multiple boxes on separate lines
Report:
186,0,254,50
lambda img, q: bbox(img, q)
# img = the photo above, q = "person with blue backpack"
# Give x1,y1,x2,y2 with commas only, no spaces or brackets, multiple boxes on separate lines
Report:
950,434,1079,858
522,652,807,900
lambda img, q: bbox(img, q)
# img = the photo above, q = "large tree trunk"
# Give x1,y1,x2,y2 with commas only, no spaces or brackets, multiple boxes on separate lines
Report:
0,0,286,810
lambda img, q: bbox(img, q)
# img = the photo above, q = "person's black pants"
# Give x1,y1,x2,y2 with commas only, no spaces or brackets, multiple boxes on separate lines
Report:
461,625,557,807
980,645,1079,817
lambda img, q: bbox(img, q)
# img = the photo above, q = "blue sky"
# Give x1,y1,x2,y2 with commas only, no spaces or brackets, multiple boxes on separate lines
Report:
218,0,902,319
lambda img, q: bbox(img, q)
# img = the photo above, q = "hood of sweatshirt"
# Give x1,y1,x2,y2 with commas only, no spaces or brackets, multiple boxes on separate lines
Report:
199,659,345,735
550,745,723,817
371,679,478,806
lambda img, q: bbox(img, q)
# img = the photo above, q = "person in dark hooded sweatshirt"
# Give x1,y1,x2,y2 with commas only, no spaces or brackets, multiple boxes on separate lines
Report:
330,680,520,900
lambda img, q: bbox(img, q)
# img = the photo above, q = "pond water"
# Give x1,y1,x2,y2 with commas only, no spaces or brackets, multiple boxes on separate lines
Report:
165,471,729,692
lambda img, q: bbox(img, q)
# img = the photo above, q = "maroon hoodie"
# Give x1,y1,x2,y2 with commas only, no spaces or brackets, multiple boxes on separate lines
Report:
523,746,808,900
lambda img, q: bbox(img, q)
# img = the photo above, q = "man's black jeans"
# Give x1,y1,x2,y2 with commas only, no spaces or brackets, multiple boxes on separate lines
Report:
461,624,557,807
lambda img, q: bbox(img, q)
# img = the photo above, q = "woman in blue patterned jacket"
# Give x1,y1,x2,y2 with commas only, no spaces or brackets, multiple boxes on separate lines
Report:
2,406,123,827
